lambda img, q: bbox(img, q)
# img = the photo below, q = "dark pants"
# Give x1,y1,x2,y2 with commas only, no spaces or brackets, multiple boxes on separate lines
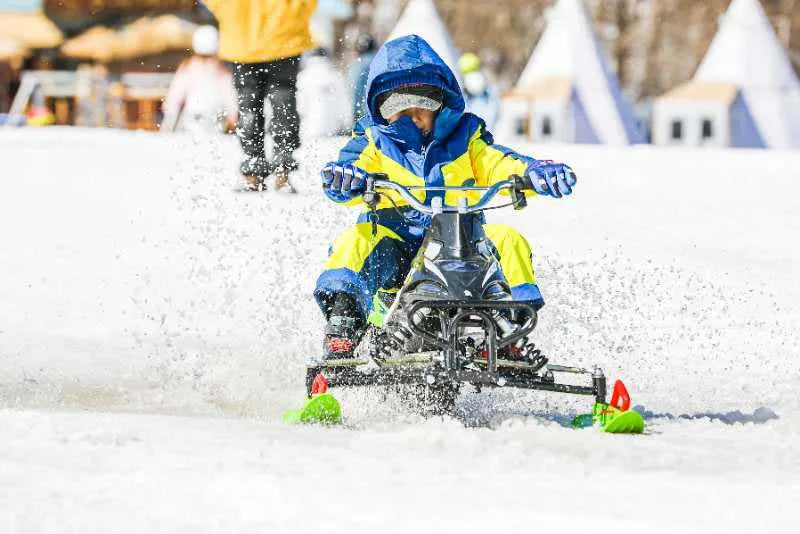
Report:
233,57,301,173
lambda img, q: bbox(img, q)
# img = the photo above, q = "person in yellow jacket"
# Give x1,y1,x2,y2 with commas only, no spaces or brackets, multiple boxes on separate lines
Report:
203,0,317,191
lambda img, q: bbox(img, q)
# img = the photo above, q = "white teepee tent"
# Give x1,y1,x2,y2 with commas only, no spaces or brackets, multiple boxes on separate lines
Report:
654,0,800,149
386,0,461,81
501,0,642,145
693,0,800,148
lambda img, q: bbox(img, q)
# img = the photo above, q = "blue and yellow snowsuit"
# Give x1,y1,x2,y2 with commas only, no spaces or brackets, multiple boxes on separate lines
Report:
314,35,546,319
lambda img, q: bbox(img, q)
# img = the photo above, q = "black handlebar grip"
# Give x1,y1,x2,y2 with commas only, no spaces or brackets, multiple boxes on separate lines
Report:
511,173,533,191
510,174,528,211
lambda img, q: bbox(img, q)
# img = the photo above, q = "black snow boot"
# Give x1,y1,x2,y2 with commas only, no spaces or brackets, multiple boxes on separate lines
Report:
323,293,365,360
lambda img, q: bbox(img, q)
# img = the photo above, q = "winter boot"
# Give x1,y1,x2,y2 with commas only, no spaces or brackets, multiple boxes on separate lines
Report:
323,294,365,360
271,160,299,193
272,167,296,194
240,156,270,191
243,174,265,191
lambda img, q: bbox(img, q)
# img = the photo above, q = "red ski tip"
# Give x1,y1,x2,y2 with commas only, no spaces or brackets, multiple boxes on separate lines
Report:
609,379,632,412
311,373,330,396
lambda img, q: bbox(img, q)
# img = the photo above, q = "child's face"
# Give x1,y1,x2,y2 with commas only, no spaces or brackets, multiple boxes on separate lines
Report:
387,107,436,135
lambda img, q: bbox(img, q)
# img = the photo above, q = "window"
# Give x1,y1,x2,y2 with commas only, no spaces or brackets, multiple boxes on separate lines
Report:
514,117,528,136
541,116,553,137
670,120,683,140
701,119,714,139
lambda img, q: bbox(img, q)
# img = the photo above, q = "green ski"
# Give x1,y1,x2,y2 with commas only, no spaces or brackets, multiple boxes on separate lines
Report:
571,380,645,433
282,393,342,425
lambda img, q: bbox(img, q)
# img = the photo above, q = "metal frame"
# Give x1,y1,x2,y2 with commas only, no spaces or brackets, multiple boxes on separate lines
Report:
308,176,607,405
306,298,604,404
306,359,607,404
405,300,538,372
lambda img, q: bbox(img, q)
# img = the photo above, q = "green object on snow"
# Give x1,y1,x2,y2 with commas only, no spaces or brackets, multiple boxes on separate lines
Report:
367,293,389,328
282,393,342,424
571,403,645,434
571,412,595,429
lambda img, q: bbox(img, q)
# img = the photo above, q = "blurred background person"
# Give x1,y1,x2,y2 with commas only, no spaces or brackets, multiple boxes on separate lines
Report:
348,32,377,124
458,52,501,130
297,47,350,139
161,25,237,134
75,64,110,128
204,0,317,192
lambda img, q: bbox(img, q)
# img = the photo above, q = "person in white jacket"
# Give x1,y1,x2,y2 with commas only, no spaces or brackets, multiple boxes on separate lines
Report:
161,26,237,133
296,48,350,139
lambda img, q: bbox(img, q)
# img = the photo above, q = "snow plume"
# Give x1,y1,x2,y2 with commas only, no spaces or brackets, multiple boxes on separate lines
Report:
1,129,797,420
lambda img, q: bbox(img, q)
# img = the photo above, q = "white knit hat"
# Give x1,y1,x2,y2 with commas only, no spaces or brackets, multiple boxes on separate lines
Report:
378,84,443,120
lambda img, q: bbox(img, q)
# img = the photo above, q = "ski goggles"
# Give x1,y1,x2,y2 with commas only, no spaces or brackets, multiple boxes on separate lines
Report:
378,84,443,120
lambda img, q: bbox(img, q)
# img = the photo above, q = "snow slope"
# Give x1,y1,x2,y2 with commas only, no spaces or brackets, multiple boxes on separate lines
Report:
1,128,798,532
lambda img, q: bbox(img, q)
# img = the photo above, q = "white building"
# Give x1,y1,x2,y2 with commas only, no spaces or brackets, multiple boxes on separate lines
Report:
652,0,800,149
499,0,642,145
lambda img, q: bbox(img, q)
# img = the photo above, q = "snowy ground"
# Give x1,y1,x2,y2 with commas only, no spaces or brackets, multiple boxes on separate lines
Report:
1,127,798,532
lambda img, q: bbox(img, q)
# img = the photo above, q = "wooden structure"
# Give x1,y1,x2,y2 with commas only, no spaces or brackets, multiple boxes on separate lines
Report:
6,69,173,130
118,72,174,130
1,2,201,126
0,10,64,50
43,0,197,30
0,36,29,63
60,15,196,63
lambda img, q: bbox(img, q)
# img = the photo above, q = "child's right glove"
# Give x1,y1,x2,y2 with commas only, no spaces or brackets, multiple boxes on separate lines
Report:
525,161,577,198
322,163,367,201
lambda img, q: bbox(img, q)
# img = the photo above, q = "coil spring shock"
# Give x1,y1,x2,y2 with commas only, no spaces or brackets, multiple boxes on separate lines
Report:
523,341,549,373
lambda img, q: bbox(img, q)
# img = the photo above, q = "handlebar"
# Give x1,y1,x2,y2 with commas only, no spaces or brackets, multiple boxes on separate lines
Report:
362,173,529,215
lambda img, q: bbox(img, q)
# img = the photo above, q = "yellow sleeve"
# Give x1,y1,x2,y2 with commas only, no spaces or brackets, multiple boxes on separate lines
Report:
346,129,382,174
469,125,533,188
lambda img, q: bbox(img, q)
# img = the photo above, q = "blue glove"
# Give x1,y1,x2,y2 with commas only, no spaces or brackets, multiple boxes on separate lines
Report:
526,161,577,198
322,163,367,200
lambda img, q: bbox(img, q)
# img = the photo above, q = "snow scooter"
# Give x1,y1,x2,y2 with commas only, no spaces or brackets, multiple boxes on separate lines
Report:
284,174,644,433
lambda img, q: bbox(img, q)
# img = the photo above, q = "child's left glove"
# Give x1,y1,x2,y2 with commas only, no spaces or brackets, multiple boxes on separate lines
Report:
525,161,577,198
322,163,367,201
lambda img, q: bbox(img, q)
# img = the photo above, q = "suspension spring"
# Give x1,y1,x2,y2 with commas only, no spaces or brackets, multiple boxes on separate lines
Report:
524,342,549,373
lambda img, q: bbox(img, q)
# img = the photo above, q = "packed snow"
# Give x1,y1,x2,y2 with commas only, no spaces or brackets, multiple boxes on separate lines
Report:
1,127,798,532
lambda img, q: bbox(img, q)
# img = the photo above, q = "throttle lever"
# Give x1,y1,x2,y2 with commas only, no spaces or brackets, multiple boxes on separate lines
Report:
510,174,528,210
362,172,387,210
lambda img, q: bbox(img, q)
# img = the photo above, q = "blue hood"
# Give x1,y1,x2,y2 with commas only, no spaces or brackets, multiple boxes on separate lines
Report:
365,35,464,127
